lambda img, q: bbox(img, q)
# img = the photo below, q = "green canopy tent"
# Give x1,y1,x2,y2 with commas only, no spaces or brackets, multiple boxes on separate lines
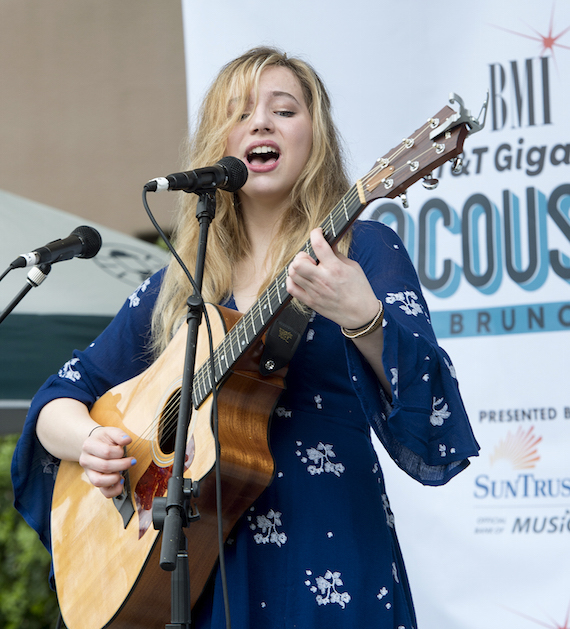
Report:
0,189,169,434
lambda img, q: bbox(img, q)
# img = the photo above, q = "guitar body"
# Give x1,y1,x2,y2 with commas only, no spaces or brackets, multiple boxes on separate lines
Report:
51,303,283,629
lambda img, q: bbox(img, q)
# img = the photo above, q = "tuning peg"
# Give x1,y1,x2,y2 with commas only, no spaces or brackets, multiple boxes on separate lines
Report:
452,155,463,174
399,193,409,209
422,174,439,190
432,142,445,154
407,160,419,172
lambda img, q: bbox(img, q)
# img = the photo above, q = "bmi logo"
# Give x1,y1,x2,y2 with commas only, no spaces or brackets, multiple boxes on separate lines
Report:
489,4,570,131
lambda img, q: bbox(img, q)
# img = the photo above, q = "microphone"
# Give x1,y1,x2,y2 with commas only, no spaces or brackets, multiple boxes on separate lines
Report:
144,156,248,193
10,225,102,269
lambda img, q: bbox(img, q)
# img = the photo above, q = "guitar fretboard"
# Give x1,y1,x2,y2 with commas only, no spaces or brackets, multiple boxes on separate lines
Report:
192,183,365,408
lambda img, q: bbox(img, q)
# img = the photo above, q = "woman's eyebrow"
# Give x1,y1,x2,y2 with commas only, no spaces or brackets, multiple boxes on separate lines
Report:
271,90,301,105
228,90,301,109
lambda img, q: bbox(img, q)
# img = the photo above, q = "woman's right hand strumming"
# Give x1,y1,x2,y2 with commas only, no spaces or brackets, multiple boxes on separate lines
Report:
36,397,135,498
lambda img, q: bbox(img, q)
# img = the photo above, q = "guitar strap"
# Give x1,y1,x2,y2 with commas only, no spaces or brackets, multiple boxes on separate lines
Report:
258,304,312,376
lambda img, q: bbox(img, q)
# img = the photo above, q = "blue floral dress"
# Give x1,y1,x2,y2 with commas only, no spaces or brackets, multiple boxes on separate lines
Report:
12,220,479,628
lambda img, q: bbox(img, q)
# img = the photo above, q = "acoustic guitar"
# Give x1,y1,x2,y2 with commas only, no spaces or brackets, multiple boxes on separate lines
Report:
51,95,485,629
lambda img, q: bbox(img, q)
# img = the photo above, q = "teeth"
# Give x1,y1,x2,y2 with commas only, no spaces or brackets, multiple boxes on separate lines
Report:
250,146,277,155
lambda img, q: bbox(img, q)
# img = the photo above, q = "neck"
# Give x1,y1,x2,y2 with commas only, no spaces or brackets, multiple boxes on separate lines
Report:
231,198,288,312
239,194,289,253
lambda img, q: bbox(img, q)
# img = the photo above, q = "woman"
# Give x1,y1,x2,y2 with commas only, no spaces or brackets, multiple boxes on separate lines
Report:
12,47,479,628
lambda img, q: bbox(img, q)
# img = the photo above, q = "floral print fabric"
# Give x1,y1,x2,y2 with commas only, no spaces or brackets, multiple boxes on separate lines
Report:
11,221,479,627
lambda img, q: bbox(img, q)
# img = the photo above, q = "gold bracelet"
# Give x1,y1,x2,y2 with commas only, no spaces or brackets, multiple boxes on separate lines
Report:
341,300,384,339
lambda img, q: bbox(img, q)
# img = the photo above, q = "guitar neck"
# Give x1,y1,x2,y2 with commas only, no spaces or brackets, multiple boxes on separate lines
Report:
192,183,366,408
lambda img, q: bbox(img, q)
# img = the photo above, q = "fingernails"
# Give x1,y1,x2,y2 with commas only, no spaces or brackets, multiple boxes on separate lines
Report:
120,478,125,485
122,434,129,440
131,458,137,466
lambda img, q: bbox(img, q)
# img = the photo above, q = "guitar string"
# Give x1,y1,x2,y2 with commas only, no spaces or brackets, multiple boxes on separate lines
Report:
123,117,452,464
118,388,182,463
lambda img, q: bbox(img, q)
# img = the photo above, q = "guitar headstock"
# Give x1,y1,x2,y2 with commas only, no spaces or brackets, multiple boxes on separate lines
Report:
358,96,483,206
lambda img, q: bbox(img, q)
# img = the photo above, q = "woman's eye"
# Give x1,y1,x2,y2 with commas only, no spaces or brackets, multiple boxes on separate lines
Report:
276,110,295,117
240,112,250,121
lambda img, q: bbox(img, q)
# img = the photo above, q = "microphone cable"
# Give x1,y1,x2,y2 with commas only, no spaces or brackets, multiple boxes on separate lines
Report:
0,265,12,282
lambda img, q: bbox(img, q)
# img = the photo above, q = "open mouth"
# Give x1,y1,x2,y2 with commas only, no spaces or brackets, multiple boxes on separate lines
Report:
247,145,280,166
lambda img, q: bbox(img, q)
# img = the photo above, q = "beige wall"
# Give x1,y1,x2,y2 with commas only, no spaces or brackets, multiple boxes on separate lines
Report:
0,0,188,238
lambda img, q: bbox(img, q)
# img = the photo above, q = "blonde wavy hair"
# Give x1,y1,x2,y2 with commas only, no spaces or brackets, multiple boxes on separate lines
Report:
151,46,352,356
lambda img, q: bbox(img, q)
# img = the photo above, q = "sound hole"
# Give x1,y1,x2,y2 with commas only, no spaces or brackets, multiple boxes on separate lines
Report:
158,388,181,454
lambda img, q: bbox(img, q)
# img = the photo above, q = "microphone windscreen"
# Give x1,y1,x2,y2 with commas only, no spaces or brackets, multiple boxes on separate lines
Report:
72,226,102,259
219,156,248,192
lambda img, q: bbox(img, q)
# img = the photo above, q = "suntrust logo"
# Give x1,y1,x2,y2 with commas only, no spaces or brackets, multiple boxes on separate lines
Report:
474,427,570,500
473,424,570,540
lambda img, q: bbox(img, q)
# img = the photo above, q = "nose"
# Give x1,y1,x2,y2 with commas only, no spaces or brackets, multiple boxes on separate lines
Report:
248,104,273,133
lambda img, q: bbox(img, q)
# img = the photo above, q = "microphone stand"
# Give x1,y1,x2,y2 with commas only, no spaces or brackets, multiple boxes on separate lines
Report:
152,191,217,629
0,264,52,325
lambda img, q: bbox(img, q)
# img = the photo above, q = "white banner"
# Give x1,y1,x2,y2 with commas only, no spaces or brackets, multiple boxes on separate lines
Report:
182,2,570,627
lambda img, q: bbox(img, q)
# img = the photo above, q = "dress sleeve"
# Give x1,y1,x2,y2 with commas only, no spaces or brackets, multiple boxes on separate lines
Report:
345,221,479,486
11,271,163,553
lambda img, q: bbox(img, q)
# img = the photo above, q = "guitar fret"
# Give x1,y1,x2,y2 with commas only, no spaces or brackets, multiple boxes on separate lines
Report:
343,196,349,222
239,321,248,349
250,309,259,335
196,378,205,407
243,310,255,344
230,326,238,352
214,355,223,384
266,288,274,315
258,299,266,325
228,332,236,362
331,214,341,240
245,314,255,343
202,372,209,400
254,308,263,334
242,319,250,345
330,218,337,238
